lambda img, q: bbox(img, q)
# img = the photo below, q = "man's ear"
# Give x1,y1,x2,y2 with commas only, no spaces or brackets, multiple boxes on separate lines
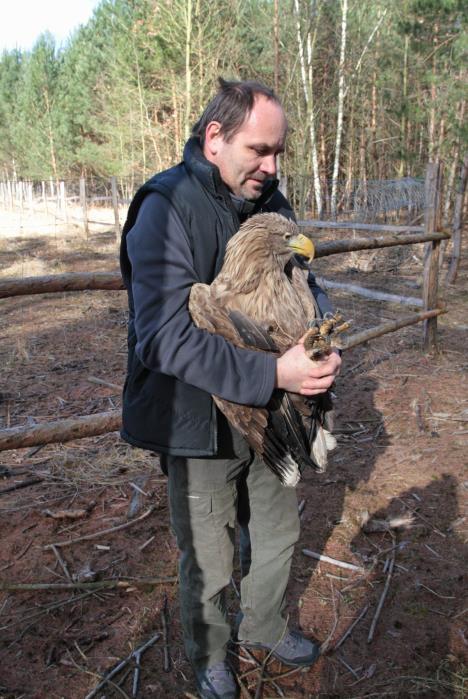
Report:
204,121,223,157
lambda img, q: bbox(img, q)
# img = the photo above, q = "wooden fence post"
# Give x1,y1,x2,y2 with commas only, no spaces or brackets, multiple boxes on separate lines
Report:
79,177,89,238
446,151,468,284
422,161,441,352
111,176,121,243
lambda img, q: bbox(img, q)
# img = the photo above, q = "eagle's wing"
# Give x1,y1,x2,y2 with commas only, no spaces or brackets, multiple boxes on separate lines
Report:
189,283,320,486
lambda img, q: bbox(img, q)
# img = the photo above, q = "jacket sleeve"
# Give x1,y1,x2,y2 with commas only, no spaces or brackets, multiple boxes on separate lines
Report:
307,272,334,317
126,192,277,407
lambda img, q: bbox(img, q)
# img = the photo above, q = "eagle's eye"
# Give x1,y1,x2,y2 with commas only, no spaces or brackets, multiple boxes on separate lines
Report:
283,233,292,240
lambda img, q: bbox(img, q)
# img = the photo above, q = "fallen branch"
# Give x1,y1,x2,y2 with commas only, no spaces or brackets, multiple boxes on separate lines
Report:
0,590,98,632
396,497,446,538
0,271,123,298
43,505,156,549
51,544,72,582
84,632,161,699
0,410,121,452
86,376,122,391
335,654,362,679
234,647,285,697
320,579,339,654
0,476,43,494
416,581,455,600
302,549,365,573
0,577,177,593
161,594,171,672
64,651,131,699
367,553,395,643
452,607,468,620
43,508,89,520
334,604,370,650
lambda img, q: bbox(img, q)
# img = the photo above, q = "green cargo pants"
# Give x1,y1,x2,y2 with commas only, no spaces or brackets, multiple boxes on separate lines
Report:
162,416,300,670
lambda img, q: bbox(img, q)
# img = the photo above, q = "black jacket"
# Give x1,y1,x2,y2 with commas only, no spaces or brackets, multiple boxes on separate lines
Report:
120,138,329,456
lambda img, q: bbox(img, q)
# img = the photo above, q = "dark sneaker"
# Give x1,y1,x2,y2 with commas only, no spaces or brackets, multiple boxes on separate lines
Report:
242,630,320,667
195,661,239,699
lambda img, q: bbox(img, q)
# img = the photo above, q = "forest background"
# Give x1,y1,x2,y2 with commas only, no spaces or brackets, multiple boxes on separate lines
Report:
0,0,466,219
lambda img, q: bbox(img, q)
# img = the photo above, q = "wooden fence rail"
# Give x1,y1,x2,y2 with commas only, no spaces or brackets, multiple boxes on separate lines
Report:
0,308,446,452
0,163,449,451
0,231,449,300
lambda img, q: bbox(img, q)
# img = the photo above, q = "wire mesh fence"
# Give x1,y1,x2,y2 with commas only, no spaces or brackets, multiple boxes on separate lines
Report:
0,174,427,222
289,175,426,222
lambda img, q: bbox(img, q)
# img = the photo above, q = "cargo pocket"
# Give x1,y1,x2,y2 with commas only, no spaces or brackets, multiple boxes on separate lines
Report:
211,484,236,530
187,492,213,518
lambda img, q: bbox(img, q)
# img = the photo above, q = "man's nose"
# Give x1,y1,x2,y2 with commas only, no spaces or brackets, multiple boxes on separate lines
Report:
260,154,277,177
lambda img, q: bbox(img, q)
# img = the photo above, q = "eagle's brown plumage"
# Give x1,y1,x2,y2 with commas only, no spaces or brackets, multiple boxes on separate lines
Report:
189,212,336,486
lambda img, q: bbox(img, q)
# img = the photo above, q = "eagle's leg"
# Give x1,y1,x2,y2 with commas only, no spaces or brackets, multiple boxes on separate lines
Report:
303,312,350,359
303,328,329,359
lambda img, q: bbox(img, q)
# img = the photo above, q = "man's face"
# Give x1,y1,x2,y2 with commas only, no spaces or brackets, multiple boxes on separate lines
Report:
203,96,288,201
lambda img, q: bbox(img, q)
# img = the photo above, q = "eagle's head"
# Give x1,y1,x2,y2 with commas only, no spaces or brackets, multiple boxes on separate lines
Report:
224,212,315,272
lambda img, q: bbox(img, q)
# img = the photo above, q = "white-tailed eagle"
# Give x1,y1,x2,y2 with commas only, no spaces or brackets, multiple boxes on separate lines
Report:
189,212,346,486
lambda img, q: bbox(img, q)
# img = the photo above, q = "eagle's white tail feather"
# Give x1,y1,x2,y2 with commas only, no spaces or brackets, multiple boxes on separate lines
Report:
281,455,301,488
324,429,337,451
312,428,337,472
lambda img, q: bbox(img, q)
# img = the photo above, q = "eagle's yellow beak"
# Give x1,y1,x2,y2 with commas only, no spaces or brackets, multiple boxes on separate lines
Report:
288,234,315,263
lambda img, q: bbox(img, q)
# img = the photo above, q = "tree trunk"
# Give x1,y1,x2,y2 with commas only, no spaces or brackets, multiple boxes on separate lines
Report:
442,100,465,226
133,43,147,177
43,89,58,180
294,0,322,215
330,0,348,217
399,34,409,177
274,0,280,94
184,0,193,141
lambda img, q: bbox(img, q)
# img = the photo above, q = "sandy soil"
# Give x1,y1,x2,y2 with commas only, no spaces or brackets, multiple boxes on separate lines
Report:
0,210,466,698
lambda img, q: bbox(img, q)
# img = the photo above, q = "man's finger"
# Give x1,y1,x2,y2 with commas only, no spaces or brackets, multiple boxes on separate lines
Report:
301,377,335,392
300,387,329,396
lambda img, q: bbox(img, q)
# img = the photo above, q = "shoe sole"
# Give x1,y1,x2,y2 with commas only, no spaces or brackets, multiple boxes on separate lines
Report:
241,641,320,667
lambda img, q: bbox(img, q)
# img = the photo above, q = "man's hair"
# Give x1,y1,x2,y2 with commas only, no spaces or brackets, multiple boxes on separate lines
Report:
192,77,281,146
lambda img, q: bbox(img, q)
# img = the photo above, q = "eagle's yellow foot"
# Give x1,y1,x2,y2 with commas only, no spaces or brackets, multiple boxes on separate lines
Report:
303,327,329,359
304,311,351,359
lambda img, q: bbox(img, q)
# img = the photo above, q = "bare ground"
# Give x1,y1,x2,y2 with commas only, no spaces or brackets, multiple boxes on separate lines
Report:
0,211,466,698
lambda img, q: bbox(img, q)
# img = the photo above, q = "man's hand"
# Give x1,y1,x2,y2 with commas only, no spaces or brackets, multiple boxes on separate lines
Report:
276,345,342,396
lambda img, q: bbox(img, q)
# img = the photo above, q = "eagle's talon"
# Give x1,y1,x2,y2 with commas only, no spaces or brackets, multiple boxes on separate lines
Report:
303,312,351,359
307,318,321,328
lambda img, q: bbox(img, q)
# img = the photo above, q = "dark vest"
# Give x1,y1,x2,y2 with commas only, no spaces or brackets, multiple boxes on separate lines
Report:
120,138,294,456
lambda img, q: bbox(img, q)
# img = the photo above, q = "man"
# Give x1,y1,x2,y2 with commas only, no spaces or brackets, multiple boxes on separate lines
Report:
120,79,341,699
